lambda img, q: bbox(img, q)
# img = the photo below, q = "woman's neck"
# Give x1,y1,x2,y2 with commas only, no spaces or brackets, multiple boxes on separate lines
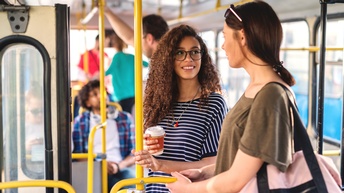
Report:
178,81,201,102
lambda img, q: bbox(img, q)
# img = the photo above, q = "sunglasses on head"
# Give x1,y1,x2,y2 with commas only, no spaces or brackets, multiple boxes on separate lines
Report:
224,4,242,22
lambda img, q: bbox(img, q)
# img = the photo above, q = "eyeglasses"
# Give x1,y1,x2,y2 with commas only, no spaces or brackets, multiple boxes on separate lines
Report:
29,108,43,115
175,49,203,61
224,4,242,22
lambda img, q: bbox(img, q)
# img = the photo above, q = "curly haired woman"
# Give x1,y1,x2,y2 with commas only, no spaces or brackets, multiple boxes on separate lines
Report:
132,24,228,193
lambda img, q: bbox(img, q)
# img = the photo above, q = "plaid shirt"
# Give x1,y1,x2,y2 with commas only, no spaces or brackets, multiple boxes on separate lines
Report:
72,110,135,159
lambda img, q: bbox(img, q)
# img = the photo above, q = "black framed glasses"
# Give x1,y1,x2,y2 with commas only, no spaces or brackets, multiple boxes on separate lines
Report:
224,4,242,22
175,49,203,61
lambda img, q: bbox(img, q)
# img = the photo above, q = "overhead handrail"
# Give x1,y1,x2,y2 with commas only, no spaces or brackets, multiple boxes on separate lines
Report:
167,0,253,25
280,46,343,51
81,7,98,25
0,180,76,193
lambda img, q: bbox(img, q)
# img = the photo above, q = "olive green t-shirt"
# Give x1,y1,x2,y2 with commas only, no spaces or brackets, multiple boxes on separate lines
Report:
215,83,293,174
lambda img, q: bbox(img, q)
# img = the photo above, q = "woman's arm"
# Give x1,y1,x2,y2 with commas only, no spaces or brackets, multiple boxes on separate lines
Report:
133,149,216,173
167,150,263,193
104,7,134,47
179,164,216,182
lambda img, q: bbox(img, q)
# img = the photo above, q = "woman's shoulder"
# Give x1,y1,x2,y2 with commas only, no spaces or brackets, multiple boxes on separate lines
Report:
206,92,228,109
258,82,289,97
208,92,226,101
254,82,290,107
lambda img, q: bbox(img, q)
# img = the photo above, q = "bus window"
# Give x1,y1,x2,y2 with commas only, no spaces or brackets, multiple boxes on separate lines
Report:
200,30,216,61
281,21,310,127
70,29,99,82
317,18,344,143
1,44,45,180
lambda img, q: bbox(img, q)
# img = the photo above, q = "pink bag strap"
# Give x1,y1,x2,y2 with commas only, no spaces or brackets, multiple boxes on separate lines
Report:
256,82,327,193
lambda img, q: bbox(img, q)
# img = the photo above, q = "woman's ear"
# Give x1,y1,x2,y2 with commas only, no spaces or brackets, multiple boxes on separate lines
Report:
239,29,246,46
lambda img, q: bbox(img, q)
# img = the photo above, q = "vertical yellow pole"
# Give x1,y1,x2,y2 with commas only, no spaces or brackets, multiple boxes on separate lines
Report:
98,0,108,192
134,0,144,191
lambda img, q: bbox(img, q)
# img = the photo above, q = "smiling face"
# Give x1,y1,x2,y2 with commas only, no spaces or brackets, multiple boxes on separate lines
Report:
173,36,202,82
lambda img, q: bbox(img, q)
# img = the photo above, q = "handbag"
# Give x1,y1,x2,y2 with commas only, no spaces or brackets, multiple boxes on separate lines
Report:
240,82,342,193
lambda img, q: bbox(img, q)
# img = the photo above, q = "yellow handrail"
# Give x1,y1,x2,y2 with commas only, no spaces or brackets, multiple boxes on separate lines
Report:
134,0,144,191
280,46,343,52
87,122,107,193
71,153,97,159
323,150,341,156
0,180,76,193
110,177,177,193
167,0,253,25
97,0,108,192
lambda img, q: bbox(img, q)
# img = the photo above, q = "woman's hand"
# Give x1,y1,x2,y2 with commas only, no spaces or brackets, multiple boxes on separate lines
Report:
132,149,161,171
179,169,204,182
143,133,160,155
166,172,192,193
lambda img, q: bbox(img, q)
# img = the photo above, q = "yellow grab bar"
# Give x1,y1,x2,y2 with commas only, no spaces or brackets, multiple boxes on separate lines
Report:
88,122,107,193
0,180,76,193
323,150,341,156
110,177,177,193
71,153,96,159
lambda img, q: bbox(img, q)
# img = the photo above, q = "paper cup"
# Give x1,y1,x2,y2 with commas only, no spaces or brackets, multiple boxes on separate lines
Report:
145,126,165,156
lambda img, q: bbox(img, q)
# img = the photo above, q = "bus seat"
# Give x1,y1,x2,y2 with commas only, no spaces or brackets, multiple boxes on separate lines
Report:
108,102,122,112
71,161,102,193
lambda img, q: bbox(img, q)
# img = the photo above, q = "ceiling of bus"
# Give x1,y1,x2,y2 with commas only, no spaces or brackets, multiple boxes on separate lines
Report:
70,0,344,31
6,0,344,31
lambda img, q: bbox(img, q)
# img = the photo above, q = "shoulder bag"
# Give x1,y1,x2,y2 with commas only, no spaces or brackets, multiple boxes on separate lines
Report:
239,82,342,193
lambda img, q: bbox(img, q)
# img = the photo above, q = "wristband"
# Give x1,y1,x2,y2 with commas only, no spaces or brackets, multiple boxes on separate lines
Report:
115,163,120,172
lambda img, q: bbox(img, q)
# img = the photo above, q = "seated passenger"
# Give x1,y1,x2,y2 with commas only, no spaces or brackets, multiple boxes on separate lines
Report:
25,83,45,177
72,80,135,192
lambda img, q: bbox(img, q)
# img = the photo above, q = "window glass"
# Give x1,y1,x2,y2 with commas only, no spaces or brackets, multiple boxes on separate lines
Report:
1,43,45,180
281,21,309,126
200,30,215,61
317,19,344,142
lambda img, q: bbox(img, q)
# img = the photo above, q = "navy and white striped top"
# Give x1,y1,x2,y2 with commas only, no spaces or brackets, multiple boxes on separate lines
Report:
146,92,228,193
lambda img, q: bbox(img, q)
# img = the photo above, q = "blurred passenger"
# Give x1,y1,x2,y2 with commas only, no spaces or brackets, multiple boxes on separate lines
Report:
72,80,135,192
104,7,169,58
25,83,45,176
106,31,148,114
166,2,298,192
74,31,113,118
77,33,111,82
132,25,228,193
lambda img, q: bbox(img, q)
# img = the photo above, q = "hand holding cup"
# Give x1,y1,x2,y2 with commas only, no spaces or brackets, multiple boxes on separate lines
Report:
144,126,165,156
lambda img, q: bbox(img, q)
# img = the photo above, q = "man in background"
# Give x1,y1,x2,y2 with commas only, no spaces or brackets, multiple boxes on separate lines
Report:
104,7,169,59
72,80,135,192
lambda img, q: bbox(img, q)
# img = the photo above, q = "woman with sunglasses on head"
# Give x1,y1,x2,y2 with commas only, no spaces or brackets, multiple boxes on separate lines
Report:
167,1,297,192
132,24,228,193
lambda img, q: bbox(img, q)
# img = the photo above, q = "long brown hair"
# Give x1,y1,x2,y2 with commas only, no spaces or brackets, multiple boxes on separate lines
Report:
143,24,221,129
225,1,295,86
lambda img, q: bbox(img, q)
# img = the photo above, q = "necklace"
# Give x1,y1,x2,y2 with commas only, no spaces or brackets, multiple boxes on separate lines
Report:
171,87,200,127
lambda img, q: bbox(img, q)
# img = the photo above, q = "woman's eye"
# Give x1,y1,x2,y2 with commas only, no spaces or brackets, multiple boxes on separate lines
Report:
191,50,200,54
176,50,184,55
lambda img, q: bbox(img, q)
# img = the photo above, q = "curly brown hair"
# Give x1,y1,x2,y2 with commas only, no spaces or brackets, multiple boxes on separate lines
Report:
144,24,221,129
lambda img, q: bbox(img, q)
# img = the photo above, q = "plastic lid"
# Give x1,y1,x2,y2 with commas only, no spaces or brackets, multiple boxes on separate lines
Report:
145,126,165,136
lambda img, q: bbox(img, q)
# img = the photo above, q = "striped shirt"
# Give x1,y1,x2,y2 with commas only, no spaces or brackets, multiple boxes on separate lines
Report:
146,92,228,193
